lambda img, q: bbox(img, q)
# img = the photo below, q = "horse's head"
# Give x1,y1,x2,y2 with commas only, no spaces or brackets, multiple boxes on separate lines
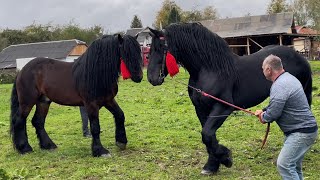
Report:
147,28,168,86
118,34,143,83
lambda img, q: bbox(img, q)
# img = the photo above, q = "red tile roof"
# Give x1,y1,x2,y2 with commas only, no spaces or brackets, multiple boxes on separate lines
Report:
295,26,318,35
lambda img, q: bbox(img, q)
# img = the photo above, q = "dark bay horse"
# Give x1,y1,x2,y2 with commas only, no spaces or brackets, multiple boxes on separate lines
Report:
10,34,143,157
147,23,312,175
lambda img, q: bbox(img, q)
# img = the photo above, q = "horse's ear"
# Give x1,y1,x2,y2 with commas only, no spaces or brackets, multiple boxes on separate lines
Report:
148,28,163,38
117,34,124,45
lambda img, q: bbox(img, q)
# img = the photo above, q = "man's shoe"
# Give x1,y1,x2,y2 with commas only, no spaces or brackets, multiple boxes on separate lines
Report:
83,132,92,138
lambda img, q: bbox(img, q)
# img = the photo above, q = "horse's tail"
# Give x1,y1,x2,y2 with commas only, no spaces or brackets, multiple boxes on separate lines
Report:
303,73,313,106
10,77,19,137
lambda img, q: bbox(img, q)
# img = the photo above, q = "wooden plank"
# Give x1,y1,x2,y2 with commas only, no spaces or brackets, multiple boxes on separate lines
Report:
247,38,250,55
229,45,250,47
248,37,263,48
69,45,88,56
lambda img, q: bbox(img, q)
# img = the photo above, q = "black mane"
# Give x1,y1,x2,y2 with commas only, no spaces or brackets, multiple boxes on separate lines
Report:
72,35,120,99
120,35,142,75
165,23,237,78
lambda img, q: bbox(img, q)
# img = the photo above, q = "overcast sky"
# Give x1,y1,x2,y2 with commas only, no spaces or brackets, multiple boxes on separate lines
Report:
0,0,271,33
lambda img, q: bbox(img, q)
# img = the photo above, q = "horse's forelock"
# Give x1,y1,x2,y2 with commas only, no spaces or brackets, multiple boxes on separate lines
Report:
121,35,142,74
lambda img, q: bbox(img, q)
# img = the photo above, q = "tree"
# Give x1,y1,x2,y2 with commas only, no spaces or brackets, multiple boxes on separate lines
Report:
305,0,320,31
202,6,219,20
0,29,29,45
266,0,290,14
181,6,218,23
130,15,143,28
182,10,202,22
24,23,54,43
167,6,181,24
287,0,309,26
0,22,104,50
153,0,181,29
0,36,9,51
58,23,103,45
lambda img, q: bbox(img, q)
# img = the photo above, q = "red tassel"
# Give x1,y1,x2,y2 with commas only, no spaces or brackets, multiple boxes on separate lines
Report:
166,52,179,77
120,59,131,80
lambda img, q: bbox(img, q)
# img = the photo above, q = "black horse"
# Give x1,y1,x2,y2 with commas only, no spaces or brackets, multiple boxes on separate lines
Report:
10,34,143,157
147,23,312,175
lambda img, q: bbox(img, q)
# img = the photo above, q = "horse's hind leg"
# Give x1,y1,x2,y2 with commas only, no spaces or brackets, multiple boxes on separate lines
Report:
105,99,127,150
32,97,57,150
12,104,34,154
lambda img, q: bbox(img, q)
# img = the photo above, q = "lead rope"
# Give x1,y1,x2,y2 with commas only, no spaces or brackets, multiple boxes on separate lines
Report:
170,78,270,149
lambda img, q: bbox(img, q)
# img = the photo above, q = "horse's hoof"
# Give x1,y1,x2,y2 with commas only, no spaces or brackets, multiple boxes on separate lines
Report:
201,169,215,175
116,142,126,150
221,157,233,168
41,143,57,150
101,153,112,158
17,144,33,154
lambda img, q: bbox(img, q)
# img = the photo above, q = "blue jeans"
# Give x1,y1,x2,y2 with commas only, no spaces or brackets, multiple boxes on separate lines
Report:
79,106,90,135
277,131,318,180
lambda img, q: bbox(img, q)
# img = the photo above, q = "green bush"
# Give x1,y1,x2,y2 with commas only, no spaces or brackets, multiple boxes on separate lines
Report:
0,70,16,84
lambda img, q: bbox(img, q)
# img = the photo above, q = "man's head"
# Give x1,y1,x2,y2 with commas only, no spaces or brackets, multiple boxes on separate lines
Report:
262,54,284,81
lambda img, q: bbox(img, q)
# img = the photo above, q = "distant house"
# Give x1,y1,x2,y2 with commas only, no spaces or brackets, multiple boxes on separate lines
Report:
293,26,319,59
0,39,88,71
125,27,151,46
200,12,319,58
125,27,151,66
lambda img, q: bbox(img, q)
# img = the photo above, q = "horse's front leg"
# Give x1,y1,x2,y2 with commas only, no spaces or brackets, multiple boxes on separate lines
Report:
105,99,127,150
86,105,110,157
201,103,233,175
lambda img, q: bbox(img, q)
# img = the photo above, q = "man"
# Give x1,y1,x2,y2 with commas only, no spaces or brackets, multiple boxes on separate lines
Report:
255,54,318,180
79,106,91,138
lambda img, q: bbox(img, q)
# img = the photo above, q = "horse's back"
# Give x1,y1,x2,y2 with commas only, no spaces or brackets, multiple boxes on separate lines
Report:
234,45,312,107
261,46,311,77
17,57,83,105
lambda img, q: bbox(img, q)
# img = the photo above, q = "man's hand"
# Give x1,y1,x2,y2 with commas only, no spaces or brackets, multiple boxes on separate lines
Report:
255,110,266,124
255,110,263,116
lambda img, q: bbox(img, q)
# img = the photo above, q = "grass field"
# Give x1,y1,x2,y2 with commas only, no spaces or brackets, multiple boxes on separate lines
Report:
0,61,320,179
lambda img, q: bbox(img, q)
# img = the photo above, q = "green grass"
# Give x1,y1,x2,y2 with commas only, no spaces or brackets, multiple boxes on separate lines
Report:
1,61,320,179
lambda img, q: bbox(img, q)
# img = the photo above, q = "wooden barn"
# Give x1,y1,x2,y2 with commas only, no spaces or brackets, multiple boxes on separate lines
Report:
201,12,320,59
0,39,88,72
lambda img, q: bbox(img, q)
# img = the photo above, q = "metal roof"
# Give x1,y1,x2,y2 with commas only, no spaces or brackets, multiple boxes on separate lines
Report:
125,28,144,37
0,39,86,69
201,12,295,38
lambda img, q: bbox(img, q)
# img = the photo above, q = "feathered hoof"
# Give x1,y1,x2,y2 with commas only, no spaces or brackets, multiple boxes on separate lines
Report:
201,169,216,175
116,141,126,150
40,143,57,150
101,153,112,158
17,144,33,154
221,157,233,168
